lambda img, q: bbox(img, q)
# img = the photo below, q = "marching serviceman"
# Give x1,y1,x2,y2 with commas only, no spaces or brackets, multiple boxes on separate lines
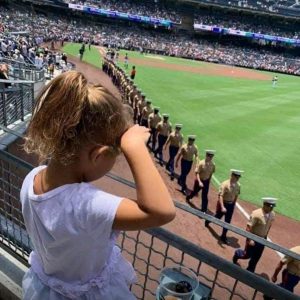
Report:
140,100,153,128
186,150,216,212
128,84,138,107
175,136,198,195
133,89,142,123
205,169,243,244
271,245,300,293
165,124,183,180
147,107,161,151
154,114,172,165
137,93,146,125
233,197,276,272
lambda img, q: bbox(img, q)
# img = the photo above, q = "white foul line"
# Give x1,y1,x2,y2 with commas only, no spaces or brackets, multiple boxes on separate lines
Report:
211,175,284,258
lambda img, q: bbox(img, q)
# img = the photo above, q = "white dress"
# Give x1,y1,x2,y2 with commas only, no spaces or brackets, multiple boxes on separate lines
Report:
21,166,136,299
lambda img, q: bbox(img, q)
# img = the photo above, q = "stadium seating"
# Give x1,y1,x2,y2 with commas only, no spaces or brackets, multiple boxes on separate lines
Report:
1,2,299,75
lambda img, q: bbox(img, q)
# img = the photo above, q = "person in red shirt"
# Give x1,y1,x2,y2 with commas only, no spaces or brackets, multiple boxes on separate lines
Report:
130,66,136,80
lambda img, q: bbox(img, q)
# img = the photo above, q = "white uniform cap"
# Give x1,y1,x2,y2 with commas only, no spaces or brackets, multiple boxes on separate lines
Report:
188,135,196,140
230,169,244,176
262,197,277,207
154,107,160,111
175,124,182,129
146,99,152,104
162,114,169,118
205,150,216,155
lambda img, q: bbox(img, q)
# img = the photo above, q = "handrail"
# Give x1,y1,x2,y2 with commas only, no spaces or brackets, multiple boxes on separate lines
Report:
0,79,35,84
146,227,299,300
0,57,37,70
0,125,25,138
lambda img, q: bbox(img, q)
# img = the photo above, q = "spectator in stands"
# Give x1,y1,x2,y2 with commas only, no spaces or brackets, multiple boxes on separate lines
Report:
0,63,10,88
21,71,175,299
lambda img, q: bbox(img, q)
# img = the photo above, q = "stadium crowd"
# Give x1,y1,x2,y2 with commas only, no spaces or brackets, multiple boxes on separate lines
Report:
194,11,300,39
201,0,299,16
64,0,181,23
1,4,300,75
63,0,300,38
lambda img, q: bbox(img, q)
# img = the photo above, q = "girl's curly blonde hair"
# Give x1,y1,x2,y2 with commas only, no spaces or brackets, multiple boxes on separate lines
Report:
24,71,130,165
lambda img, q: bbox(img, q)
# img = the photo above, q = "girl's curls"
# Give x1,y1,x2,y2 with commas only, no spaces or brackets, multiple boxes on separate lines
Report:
25,71,130,165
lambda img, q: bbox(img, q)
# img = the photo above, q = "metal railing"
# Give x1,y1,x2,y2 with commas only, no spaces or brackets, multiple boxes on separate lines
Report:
0,79,35,127
0,148,299,300
0,57,37,71
10,67,45,82
0,57,46,82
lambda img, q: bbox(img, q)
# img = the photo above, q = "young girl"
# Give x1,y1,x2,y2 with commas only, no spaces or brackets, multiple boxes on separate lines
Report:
21,71,175,299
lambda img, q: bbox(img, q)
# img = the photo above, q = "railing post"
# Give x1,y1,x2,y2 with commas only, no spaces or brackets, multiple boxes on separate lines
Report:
31,82,35,112
2,86,7,127
20,84,24,121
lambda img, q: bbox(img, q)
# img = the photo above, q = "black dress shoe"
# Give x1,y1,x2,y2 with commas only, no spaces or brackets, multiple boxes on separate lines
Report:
204,220,210,228
232,255,238,264
220,236,228,244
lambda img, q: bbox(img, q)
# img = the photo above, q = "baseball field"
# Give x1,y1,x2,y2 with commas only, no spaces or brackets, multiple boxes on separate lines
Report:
63,43,300,221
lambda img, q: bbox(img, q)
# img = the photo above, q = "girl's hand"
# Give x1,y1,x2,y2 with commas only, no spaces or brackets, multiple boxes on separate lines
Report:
121,125,150,151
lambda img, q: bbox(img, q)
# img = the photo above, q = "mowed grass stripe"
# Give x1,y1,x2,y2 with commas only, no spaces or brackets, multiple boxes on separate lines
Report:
64,43,300,221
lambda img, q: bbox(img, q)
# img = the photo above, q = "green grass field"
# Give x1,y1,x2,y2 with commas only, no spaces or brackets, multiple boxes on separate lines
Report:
64,43,300,221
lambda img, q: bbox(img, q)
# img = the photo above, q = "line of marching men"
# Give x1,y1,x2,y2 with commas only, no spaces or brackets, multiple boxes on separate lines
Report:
102,57,300,295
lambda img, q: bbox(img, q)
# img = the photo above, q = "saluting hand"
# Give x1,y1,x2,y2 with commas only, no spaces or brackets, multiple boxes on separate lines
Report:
221,207,227,213
121,124,150,150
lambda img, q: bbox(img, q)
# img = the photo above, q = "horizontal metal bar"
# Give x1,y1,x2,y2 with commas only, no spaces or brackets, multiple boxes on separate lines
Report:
0,80,35,84
0,126,24,138
0,150,33,171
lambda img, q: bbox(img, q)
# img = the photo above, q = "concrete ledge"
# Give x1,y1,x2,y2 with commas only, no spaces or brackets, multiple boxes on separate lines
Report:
0,271,22,300
0,247,27,300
